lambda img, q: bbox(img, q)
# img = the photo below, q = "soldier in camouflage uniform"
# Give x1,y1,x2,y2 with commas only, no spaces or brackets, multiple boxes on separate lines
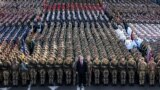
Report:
138,57,147,85
0,60,3,83
47,56,55,85
38,58,46,85
110,58,118,85
2,59,11,86
127,58,136,85
118,57,127,85
148,58,156,85
19,54,29,85
55,57,63,85
101,58,109,85
29,58,37,85
63,57,73,85
93,57,100,85
72,57,77,86
156,60,160,85
11,58,19,86
86,56,92,86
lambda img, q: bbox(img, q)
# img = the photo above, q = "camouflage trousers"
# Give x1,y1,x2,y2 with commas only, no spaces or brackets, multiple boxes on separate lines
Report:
139,71,146,85
21,71,28,85
93,69,100,84
128,70,135,84
102,69,109,85
48,69,55,85
39,69,46,85
56,69,63,84
111,70,117,85
30,69,37,85
3,70,10,86
149,71,155,85
72,70,77,85
120,70,126,85
64,69,72,85
12,71,19,86
86,70,92,86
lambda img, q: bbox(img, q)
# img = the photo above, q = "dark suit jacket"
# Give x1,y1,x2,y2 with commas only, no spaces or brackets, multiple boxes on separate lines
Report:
76,60,87,74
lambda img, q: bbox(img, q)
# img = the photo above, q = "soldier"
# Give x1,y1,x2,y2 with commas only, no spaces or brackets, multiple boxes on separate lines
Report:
118,57,127,85
110,58,118,85
29,58,37,85
92,57,100,85
63,57,73,85
148,58,156,85
11,57,19,86
38,58,46,85
72,57,77,86
138,57,147,85
19,53,29,85
0,59,3,82
156,60,160,85
2,58,11,86
101,58,109,85
86,56,92,86
47,56,55,85
127,58,136,85
55,57,63,85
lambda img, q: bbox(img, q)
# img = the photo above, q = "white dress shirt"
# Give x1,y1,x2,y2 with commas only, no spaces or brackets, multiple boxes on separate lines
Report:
125,39,135,50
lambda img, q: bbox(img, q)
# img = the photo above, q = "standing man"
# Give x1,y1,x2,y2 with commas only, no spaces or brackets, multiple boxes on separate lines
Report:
76,55,87,88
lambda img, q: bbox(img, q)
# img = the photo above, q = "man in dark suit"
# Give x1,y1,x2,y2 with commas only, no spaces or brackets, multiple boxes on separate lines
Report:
76,55,88,87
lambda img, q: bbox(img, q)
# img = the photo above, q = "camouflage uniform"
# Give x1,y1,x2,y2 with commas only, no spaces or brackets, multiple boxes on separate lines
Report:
11,60,19,86
148,60,156,85
138,58,147,85
38,59,46,85
101,58,109,85
92,59,100,85
29,59,37,85
86,60,92,86
20,56,29,85
156,60,160,85
72,60,77,85
2,60,11,86
46,58,55,85
118,58,127,85
55,58,63,85
63,58,73,85
127,58,136,85
110,59,118,85
0,60,3,83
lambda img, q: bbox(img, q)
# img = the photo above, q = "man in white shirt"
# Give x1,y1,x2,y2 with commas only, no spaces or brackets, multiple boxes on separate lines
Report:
115,26,126,42
133,35,143,48
46,11,51,21
125,36,136,50
126,26,132,36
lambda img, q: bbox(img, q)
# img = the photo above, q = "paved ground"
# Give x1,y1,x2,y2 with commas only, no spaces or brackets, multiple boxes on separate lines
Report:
0,85,160,90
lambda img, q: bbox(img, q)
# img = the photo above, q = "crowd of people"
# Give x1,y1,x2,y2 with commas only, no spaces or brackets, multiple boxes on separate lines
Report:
0,0,160,87
105,0,160,23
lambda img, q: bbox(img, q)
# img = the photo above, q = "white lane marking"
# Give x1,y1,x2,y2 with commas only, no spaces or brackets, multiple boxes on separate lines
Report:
48,86,59,90
0,87,11,90
27,83,31,90
77,85,80,90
